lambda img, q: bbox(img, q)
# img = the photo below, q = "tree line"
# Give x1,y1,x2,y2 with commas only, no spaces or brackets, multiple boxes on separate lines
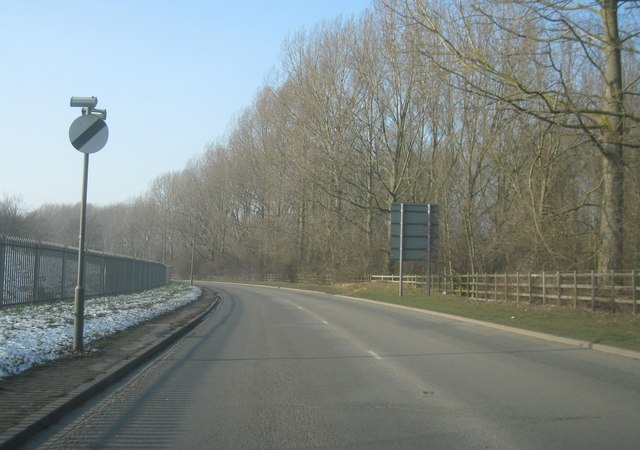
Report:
3,0,639,280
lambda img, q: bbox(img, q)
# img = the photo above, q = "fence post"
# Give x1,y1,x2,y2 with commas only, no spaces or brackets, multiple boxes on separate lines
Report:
60,247,67,300
484,273,488,300
633,270,637,316
467,273,470,298
32,244,41,301
610,270,616,313
516,272,520,302
494,274,498,301
542,271,546,305
528,272,532,303
124,259,130,292
591,270,596,311
0,236,5,304
557,271,561,306
573,270,577,309
504,272,508,301
471,273,475,298
100,252,106,296
451,274,462,295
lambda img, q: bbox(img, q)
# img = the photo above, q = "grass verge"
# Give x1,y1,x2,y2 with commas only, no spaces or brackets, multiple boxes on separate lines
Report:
244,280,640,352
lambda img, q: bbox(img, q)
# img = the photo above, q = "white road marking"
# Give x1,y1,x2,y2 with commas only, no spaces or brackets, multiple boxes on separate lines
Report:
368,350,383,360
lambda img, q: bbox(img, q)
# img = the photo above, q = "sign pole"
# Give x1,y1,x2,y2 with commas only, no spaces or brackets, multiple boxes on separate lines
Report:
399,203,404,297
69,96,108,353
390,202,438,297
426,204,432,296
73,153,90,351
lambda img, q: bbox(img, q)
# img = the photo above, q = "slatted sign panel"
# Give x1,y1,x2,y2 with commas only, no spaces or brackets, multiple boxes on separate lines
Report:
390,203,438,261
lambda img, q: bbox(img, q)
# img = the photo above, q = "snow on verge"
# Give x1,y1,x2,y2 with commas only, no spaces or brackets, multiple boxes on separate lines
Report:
0,283,202,379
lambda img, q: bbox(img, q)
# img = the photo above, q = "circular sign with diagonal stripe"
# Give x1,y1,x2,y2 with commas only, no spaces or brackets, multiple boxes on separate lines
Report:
69,115,108,154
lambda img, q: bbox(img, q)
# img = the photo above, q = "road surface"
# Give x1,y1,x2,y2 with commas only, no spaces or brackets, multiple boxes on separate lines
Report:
25,282,640,449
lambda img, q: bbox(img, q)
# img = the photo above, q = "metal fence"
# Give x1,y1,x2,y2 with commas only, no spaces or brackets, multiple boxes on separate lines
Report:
0,235,171,308
371,271,639,315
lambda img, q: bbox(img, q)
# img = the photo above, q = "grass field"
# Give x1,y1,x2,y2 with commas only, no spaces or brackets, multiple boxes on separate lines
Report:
257,281,640,353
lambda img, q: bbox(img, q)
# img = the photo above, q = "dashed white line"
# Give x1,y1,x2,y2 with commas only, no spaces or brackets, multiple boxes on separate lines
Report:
321,320,329,325
368,350,383,360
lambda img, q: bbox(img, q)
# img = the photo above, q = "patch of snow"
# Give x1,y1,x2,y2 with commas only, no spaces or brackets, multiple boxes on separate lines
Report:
0,283,201,379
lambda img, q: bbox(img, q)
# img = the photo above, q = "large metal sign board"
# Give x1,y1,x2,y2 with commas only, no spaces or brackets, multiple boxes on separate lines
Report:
69,115,108,154
390,203,438,261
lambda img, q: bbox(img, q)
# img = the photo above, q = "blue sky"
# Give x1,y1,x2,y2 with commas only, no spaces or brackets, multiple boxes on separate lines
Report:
0,1,372,210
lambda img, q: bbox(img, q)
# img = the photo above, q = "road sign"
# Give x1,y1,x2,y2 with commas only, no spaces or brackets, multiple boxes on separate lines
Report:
390,203,439,296
390,203,438,261
69,115,108,154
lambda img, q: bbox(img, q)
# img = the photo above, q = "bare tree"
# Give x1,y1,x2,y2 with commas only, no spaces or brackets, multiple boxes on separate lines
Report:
393,0,640,271
147,172,182,264
0,194,29,237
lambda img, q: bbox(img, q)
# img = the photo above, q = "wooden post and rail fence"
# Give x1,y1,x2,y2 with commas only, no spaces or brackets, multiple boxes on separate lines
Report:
370,271,638,315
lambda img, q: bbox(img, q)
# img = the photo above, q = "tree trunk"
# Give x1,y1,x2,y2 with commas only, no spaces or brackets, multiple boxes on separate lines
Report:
598,0,624,272
599,152,624,271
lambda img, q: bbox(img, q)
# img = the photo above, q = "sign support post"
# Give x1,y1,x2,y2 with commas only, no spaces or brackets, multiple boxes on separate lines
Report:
73,153,89,351
427,204,432,295
390,203,438,297
399,203,404,297
69,96,108,352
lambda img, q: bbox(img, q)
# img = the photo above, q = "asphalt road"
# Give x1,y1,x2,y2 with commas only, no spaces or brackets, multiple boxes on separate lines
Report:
25,282,640,449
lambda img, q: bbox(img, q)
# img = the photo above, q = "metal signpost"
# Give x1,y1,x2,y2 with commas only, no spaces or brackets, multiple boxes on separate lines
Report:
69,96,108,352
390,203,438,296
